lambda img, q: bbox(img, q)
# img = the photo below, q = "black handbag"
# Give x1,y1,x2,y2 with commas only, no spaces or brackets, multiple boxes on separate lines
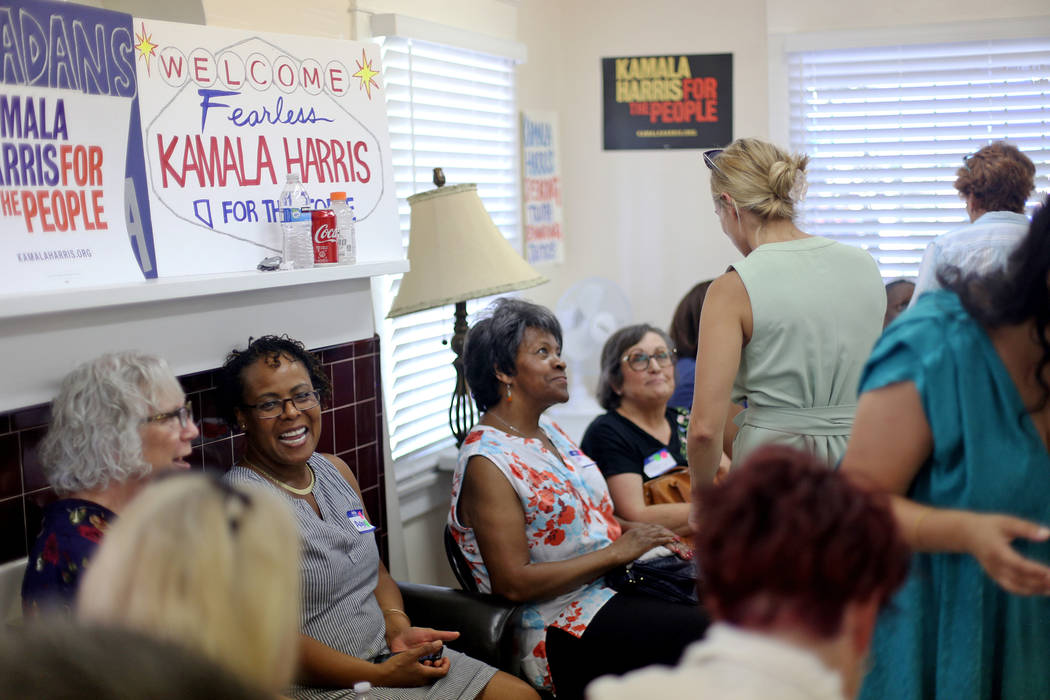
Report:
605,554,699,606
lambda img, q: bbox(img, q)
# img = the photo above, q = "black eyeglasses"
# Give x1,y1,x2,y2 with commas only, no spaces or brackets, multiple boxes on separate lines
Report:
143,402,194,429
962,153,977,172
243,390,320,419
622,349,675,372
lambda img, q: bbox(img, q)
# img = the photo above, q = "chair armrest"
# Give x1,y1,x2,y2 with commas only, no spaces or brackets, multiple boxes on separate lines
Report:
396,581,522,677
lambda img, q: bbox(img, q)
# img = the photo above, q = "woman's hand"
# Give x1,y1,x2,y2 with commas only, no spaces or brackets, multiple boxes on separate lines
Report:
388,627,459,654
610,522,678,564
965,512,1050,596
375,642,451,687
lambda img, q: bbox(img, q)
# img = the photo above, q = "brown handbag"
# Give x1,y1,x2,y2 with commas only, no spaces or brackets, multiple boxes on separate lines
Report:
642,466,692,505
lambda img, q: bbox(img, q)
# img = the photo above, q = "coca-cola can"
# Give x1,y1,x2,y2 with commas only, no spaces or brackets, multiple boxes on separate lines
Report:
311,208,338,265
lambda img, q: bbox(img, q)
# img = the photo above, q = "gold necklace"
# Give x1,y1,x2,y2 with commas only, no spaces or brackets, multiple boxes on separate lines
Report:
487,411,526,436
241,459,314,496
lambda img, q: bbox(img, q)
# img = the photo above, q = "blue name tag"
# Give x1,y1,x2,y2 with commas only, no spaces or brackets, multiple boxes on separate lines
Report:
346,509,376,533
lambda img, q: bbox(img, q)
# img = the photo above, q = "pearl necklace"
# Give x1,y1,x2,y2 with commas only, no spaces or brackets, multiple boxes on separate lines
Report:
242,459,315,496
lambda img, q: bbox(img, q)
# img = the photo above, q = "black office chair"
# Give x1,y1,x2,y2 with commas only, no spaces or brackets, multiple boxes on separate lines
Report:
444,524,479,592
436,526,556,699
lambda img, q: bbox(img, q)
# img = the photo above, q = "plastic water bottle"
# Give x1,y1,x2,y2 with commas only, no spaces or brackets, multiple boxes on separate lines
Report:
352,681,373,699
330,191,356,265
279,173,313,269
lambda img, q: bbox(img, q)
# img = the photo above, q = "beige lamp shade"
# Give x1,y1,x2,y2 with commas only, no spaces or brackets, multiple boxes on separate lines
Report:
387,184,547,318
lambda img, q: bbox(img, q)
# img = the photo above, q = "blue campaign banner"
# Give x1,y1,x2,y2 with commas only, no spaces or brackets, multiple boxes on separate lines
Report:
0,0,156,291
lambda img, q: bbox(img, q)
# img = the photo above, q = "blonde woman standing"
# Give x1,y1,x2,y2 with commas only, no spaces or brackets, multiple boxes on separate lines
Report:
78,473,301,695
687,138,885,490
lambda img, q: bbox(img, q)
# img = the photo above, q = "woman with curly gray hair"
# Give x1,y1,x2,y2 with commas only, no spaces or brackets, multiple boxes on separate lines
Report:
21,351,198,616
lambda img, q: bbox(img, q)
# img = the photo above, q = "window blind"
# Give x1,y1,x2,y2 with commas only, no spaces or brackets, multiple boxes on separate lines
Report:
374,36,519,459
787,37,1050,278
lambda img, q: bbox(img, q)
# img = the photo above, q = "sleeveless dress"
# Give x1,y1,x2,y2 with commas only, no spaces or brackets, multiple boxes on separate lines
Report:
225,454,497,700
449,417,622,691
857,291,1050,700
729,236,885,466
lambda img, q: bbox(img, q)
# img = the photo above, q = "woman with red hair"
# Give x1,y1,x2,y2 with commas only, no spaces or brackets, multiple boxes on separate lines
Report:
588,445,909,700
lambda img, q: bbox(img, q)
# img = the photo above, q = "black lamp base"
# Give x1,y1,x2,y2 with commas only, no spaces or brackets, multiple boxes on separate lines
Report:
449,301,477,446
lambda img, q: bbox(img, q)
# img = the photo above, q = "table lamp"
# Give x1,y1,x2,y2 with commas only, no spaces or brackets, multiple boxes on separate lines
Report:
388,171,547,445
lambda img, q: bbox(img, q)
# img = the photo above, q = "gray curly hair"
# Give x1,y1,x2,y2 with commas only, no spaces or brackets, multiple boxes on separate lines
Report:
40,352,183,495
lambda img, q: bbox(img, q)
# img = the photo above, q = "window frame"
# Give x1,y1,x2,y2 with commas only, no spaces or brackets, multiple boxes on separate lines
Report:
769,17,1050,278
367,19,527,471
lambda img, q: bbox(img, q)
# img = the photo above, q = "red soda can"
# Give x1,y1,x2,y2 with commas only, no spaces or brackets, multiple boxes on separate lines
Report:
311,208,338,265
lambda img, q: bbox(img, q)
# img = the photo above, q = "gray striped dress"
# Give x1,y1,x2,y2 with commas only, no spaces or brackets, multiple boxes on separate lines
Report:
225,454,497,699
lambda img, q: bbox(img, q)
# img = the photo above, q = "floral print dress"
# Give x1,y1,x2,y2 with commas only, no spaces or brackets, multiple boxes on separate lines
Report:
21,498,114,616
449,417,622,691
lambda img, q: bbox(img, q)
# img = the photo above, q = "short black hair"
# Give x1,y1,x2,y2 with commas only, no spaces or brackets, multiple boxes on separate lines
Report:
464,298,563,412
597,323,674,410
217,335,332,428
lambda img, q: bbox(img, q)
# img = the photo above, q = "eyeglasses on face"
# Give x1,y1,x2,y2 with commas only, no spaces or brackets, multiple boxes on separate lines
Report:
143,402,194,429
622,349,675,372
243,390,321,419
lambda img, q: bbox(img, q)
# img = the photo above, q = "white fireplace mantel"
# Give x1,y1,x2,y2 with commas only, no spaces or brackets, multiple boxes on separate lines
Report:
0,261,408,412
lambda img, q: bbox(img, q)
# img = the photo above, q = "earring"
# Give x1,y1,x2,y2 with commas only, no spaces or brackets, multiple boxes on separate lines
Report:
506,384,513,403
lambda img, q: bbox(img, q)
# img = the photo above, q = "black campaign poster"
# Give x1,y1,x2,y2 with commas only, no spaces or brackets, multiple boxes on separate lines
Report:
602,53,732,151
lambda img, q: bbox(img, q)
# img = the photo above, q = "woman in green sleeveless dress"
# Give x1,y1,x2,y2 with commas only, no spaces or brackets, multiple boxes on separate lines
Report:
841,196,1050,699
687,138,885,490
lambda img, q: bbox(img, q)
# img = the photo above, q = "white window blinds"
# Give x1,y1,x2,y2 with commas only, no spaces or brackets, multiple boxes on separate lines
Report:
787,37,1050,279
374,36,519,459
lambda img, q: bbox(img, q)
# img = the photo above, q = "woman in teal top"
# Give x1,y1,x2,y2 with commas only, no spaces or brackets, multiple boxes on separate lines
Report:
842,195,1050,700
688,138,885,489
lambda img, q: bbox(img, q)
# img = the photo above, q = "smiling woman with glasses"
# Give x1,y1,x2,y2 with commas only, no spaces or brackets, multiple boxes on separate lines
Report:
22,351,199,617
688,138,886,512
217,334,534,700
582,324,723,536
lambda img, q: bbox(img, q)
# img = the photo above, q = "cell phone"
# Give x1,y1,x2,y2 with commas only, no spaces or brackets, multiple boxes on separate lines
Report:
418,646,444,663
372,647,444,664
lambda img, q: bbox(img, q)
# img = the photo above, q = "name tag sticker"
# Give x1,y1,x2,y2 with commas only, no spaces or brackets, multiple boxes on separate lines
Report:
346,509,376,533
567,448,599,469
643,449,677,479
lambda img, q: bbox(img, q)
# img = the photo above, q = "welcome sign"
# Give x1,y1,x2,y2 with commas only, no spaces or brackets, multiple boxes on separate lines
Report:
0,0,399,293
133,18,399,275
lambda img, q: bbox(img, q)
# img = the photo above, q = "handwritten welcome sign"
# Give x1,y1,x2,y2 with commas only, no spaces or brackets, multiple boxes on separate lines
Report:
133,18,399,275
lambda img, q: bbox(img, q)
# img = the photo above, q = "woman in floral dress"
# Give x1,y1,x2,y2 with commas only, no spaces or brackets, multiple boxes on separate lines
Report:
449,299,707,699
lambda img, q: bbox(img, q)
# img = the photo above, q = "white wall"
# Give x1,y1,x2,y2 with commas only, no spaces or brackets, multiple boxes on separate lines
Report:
516,0,755,328
766,0,1048,34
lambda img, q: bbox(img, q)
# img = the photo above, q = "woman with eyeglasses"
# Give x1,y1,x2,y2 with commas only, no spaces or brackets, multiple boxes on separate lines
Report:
451,299,706,699
217,335,536,700
581,324,711,534
77,472,300,695
687,138,885,492
22,351,199,616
